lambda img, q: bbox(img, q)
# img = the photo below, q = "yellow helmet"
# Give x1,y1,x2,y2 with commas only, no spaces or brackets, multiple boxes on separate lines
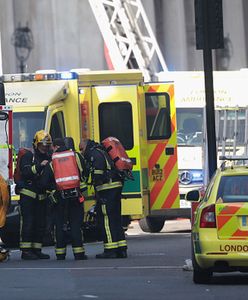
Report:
33,130,52,148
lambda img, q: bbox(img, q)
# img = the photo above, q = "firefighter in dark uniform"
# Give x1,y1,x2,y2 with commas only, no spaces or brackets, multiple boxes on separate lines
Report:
79,139,127,259
19,130,52,260
40,138,88,260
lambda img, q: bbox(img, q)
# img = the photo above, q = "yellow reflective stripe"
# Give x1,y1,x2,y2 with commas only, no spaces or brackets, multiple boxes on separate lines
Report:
19,189,45,200
38,194,46,201
72,247,85,254
20,189,36,199
31,165,37,174
48,191,57,203
0,144,14,149
96,181,122,192
80,182,87,189
118,240,127,247
94,170,104,175
20,242,32,248
32,242,42,249
75,153,83,174
104,242,118,249
56,248,66,254
102,204,112,244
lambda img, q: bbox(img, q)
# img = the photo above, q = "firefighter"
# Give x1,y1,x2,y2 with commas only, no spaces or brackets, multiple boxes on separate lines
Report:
40,138,88,260
19,130,52,260
79,139,127,259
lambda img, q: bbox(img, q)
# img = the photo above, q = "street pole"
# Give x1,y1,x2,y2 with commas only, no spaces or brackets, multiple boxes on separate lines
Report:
195,0,224,180
202,1,217,180
0,31,3,75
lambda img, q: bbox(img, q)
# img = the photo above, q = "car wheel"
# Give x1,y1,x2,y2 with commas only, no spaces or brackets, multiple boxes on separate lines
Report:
191,241,212,284
139,217,165,233
193,267,212,284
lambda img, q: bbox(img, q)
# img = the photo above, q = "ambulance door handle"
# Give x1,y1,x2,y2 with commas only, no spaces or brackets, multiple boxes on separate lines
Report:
165,147,174,156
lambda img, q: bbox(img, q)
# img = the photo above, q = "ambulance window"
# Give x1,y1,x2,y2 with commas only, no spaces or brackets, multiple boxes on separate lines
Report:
145,93,171,140
13,112,45,150
50,111,66,140
99,102,133,150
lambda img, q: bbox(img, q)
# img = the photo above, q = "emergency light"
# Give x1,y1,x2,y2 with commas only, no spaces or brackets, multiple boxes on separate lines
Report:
59,72,77,80
0,71,78,82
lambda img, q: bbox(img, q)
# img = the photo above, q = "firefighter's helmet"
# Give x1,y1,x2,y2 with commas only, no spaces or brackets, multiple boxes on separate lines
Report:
33,130,52,148
0,246,9,262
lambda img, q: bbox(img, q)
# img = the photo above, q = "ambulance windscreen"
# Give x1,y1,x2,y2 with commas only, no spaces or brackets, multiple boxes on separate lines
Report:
13,111,45,151
176,108,203,146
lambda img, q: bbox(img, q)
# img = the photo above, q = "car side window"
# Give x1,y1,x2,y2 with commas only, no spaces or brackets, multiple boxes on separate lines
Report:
202,172,217,202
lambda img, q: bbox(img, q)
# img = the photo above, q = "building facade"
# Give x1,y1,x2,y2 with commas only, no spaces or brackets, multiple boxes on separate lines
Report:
0,0,247,74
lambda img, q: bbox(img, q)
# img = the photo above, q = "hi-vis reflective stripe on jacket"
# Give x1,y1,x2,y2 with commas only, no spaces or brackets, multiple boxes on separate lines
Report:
75,152,87,192
94,148,122,192
52,150,80,191
95,181,122,192
20,188,46,200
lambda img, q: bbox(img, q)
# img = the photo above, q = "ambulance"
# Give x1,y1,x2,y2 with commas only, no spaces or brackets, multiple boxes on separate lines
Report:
158,70,248,209
0,69,182,244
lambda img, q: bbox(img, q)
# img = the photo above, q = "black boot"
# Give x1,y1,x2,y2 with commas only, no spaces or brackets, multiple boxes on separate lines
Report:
74,253,88,260
21,250,39,260
117,249,128,258
56,254,66,260
96,250,118,259
33,249,50,259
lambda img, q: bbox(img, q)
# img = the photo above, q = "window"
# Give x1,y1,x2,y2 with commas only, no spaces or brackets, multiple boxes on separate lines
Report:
13,112,45,150
99,102,133,150
145,93,171,140
176,108,203,146
217,175,248,202
50,111,66,140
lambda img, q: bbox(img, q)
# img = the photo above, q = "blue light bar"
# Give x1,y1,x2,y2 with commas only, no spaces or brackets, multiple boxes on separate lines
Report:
59,72,78,80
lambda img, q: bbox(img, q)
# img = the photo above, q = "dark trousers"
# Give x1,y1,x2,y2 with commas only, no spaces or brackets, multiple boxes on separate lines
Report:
96,187,127,252
53,197,84,256
19,195,46,250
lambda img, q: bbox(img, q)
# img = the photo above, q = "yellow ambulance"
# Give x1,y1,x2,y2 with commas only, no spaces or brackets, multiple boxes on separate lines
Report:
1,69,181,243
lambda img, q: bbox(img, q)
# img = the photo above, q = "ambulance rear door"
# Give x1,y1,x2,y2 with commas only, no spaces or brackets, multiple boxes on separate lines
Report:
91,84,144,216
144,83,180,215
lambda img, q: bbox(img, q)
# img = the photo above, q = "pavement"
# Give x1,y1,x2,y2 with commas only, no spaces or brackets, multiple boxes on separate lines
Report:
126,219,191,236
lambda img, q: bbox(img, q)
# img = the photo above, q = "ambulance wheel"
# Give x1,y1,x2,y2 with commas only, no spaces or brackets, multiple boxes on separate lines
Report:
139,217,165,233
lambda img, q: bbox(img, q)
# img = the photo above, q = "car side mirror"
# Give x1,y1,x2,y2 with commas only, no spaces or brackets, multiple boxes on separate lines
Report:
185,190,201,202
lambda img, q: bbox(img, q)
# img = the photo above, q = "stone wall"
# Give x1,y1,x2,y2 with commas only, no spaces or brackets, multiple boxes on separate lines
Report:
0,0,247,74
